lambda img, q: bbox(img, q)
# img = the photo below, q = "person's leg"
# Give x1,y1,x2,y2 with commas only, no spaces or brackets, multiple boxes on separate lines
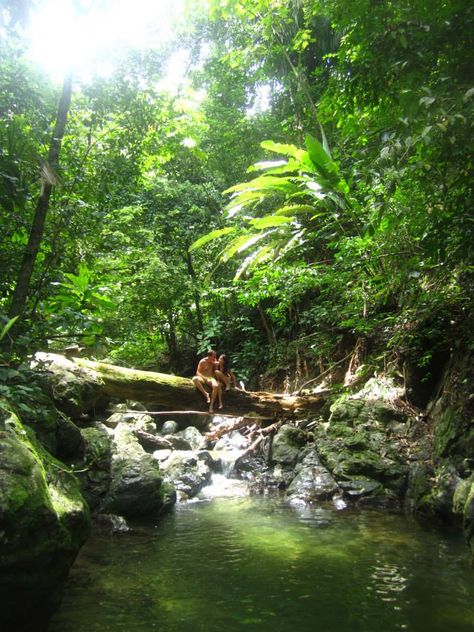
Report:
215,370,230,390
209,379,220,413
218,383,223,409
192,376,210,403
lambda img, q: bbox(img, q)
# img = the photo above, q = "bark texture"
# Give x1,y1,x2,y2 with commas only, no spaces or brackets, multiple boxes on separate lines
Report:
73,357,325,419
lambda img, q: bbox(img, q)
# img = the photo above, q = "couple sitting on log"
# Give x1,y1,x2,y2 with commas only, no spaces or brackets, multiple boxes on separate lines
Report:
192,349,236,413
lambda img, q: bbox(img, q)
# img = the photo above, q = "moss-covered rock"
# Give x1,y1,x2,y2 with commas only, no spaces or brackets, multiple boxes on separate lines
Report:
405,462,436,513
312,389,410,504
55,413,85,461
76,424,113,511
453,474,474,559
32,352,106,420
156,449,212,501
100,424,174,516
271,425,307,466
431,352,474,469
286,447,341,503
0,400,90,632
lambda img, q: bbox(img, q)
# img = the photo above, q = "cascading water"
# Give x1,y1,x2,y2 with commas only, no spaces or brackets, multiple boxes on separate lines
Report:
198,415,252,499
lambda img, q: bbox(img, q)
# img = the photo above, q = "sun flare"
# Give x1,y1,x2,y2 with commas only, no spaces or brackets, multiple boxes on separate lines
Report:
26,0,184,82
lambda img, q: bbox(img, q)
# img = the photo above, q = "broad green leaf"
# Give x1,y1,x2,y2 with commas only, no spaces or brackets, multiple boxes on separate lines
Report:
90,293,117,311
260,140,306,162
275,204,316,215
250,215,294,229
278,229,307,256
304,134,337,174
221,230,275,262
463,87,474,101
319,124,333,160
0,315,19,341
189,226,236,252
264,160,307,175
249,159,303,176
226,189,266,213
234,244,276,280
224,175,299,195
247,160,287,172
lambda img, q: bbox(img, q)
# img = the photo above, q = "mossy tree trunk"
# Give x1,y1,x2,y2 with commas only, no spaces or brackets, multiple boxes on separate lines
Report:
74,357,325,419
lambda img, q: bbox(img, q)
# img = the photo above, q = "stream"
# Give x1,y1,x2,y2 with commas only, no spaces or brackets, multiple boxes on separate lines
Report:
48,477,473,632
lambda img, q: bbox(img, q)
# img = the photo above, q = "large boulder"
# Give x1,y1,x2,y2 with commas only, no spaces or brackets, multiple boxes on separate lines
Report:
430,352,474,470
101,424,175,517
77,424,113,511
32,353,105,420
55,414,85,461
177,425,207,451
313,390,410,504
287,447,341,503
155,450,213,500
270,425,307,466
453,474,474,559
0,401,90,632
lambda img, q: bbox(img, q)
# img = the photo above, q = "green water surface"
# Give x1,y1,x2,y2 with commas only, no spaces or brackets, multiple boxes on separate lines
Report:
48,495,474,632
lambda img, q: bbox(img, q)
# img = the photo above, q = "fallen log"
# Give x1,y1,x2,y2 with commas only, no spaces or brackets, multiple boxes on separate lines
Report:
34,353,326,419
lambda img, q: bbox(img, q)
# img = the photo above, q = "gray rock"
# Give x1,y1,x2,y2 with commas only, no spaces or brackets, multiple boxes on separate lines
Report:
432,462,462,516
312,395,410,503
234,453,269,481
163,434,193,450
133,429,172,452
78,423,113,510
287,449,340,502
0,401,90,632
55,414,85,460
153,449,173,463
31,352,104,419
94,513,130,534
159,450,212,500
103,411,125,429
104,411,155,432
161,420,179,435
196,450,216,467
453,474,474,557
459,477,474,555
338,478,384,497
126,400,147,411
132,414,157,434
177,426,206,450
271,425,307,465
101,425,172,517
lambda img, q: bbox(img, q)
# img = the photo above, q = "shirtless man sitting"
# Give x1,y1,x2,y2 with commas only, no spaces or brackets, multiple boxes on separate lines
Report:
192,349,222,414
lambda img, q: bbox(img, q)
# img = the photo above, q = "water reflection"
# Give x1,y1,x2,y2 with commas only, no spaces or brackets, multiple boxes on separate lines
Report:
48,497,474,632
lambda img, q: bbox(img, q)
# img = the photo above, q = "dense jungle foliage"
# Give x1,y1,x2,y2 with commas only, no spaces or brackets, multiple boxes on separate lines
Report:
1,0,473,395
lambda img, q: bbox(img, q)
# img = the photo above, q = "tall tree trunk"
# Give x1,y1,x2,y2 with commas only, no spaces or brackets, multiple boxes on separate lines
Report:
9,74,73,320
164,312,180,371
185,251,204,332
258,303,276,347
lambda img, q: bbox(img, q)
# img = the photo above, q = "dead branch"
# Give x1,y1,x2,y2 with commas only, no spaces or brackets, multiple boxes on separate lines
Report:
205,415,274,441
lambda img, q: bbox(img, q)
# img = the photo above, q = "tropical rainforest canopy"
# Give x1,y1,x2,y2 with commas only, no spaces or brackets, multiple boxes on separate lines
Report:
1,0,473,399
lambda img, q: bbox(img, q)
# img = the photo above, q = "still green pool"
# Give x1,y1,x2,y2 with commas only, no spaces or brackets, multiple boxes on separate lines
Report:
48,495,473,632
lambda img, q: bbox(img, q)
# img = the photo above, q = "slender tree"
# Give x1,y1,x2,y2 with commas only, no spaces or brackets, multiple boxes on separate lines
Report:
9,73,73,320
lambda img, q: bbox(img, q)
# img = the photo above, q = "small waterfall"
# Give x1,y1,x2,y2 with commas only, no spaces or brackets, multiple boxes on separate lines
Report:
198,473,249,499
199,415,251,498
